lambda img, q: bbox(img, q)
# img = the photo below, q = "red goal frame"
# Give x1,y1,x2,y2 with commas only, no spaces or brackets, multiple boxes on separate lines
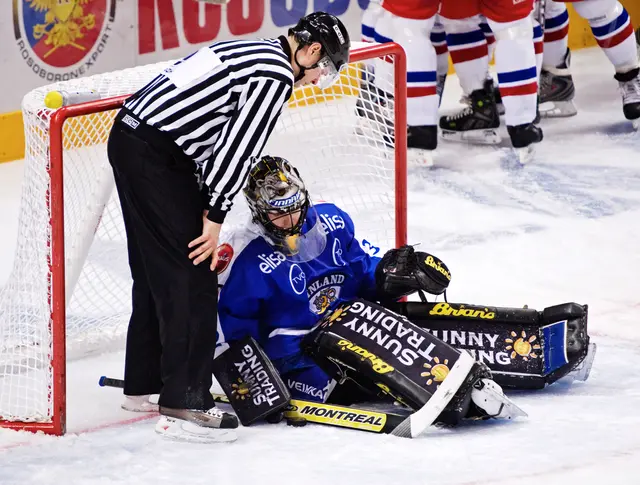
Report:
0,42,407,435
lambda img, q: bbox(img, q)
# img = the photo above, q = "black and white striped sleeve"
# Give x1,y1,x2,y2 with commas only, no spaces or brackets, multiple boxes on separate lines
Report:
202,75,292,223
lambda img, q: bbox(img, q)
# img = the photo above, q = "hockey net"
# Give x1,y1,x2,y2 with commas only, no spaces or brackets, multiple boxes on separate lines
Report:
0,42,407,434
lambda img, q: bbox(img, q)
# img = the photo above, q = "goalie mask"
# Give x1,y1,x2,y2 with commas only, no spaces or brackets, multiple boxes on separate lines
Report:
244,156,326,261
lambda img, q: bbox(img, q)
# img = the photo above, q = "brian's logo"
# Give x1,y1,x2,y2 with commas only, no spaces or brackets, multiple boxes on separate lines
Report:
15,0,115,81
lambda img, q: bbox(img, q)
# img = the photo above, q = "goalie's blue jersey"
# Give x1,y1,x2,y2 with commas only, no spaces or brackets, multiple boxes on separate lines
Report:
216,203,382,376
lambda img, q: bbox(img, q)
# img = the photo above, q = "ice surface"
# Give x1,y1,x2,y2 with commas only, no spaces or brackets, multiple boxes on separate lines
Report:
1,47,640,484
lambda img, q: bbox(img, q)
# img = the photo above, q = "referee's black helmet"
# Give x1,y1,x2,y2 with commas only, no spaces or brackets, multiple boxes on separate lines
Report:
289,11,350,72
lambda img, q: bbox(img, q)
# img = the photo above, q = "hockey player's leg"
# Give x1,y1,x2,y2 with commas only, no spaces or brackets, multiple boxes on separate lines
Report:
485,4,543,162
438,13,501,144
533,17,544,113
481,19,496,60
571,0,640,125
390,14,440,164
431,16,449,105
441,14,489,97
540,0,577,117
532,1,544,85
479,20,507,115
361,0,382,44
361,9,396,144
356,0,384,124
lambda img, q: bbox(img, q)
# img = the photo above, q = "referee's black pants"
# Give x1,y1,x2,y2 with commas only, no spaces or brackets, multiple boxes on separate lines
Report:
107,111,216,410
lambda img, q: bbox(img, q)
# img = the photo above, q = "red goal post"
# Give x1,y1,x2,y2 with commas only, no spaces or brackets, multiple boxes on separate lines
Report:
0,42,407,435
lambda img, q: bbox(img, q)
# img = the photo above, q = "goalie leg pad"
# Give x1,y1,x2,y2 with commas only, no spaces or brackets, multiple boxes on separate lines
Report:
393,301,592,389
213,336,291,425
304,298,517,427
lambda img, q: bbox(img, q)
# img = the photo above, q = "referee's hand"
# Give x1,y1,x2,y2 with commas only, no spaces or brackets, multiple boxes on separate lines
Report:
188,210,221,271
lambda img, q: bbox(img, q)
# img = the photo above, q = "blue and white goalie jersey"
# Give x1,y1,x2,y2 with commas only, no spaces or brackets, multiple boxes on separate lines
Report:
216,203,382,376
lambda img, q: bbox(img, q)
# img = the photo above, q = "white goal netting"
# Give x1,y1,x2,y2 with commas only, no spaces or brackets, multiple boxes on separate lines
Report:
0,43,405,429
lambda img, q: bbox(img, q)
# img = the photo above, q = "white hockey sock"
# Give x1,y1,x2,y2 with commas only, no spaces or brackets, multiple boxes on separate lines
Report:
489,16,538,126
543,1,570,69
442,15,489,95
576,0,639,73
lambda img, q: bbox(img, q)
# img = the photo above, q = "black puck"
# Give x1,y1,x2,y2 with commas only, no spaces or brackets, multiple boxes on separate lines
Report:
286,417,308,427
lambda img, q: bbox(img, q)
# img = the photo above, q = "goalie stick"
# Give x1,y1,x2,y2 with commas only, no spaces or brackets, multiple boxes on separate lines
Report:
99,376,407,434
100,362,520,439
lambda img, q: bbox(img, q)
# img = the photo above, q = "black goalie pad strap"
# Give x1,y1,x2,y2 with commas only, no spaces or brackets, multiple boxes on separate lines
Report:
303,298,473,413
390,301,590,389
213,336,291,425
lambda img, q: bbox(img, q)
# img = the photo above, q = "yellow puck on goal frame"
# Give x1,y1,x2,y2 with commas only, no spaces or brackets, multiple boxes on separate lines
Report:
44,91,64,109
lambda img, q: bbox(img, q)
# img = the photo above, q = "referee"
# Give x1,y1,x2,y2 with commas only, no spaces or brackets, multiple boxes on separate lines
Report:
107,11,350,442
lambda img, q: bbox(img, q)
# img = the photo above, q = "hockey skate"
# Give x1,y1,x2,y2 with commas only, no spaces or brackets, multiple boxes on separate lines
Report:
440,84,501,145
122,394,159,412
407,125,437,166
507,123,543,165
486,77,505,116
156,406,239,443
470,378,528,420
457,79,505,116
539,49,578,118
614,67,640,130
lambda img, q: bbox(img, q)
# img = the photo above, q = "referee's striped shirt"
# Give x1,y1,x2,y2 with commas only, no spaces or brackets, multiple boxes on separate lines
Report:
124,37,294,223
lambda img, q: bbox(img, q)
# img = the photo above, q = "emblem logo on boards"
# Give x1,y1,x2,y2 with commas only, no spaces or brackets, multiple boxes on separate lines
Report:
15,0,115,79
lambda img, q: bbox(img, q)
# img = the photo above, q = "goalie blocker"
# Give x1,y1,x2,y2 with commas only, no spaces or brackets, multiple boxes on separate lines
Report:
303,298,525,428
213,336,291,426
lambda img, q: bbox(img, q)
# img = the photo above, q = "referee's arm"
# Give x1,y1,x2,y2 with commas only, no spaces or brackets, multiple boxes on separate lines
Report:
202,76,293,223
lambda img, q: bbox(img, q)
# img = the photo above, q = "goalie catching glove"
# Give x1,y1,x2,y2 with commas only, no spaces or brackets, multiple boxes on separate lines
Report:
376,245,451,300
